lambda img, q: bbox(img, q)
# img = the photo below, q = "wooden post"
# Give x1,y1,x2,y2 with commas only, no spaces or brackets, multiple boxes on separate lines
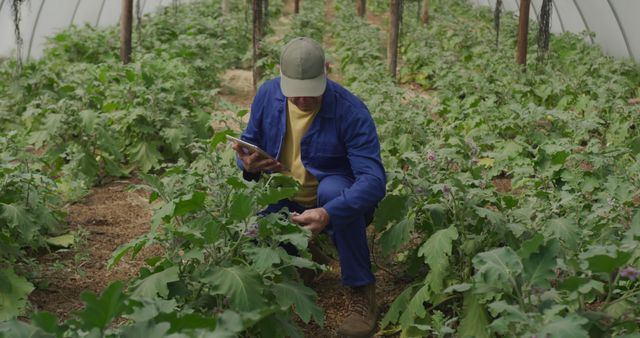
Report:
388,0,400,79
120,0,134,64
420,0,429,25
356,0,366,17
537,0,552,60
222,0,230,15
294,0,300,14
516,0,530,66
252,0,264,91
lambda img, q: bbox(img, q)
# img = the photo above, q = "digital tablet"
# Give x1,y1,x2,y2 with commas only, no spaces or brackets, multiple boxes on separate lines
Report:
226,135,273,159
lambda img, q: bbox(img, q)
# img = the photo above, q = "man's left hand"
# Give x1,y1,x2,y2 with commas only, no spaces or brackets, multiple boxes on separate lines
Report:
291,208,330,236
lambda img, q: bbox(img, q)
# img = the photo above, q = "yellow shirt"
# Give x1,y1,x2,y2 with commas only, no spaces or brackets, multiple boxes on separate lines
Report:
280,100,320,207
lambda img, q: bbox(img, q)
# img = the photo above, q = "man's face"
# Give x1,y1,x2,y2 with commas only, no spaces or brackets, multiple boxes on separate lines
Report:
288,96,323,113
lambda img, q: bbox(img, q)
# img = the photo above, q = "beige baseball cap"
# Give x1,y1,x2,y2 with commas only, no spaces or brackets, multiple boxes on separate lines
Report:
280,37,327,97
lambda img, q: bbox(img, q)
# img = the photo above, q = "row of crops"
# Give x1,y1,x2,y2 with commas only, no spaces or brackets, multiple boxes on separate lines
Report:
1,0,354,335
1,0,640,336
329,0,640,336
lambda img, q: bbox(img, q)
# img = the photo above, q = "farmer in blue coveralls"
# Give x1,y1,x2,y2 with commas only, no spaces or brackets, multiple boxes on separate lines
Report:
232,37,386,337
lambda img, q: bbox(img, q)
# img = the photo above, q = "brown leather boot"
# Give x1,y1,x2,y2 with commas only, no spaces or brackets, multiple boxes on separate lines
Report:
336,283,378,337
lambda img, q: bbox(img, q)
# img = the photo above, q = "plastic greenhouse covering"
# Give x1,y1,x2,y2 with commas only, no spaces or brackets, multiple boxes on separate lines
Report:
471,0,640,63
0,0,194,59
1,0,639,63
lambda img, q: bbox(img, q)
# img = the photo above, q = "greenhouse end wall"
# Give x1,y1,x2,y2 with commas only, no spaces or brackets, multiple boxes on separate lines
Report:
471,0,640,63
0,0,192,60
1,0,639,63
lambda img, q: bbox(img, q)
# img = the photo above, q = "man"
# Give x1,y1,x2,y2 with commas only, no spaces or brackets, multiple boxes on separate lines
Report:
233,37,386,337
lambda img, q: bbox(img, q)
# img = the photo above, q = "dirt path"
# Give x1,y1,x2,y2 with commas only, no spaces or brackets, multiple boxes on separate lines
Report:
28,179,159,319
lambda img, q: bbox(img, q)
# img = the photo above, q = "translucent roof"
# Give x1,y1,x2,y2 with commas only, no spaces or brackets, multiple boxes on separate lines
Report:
472,0,640,62
1,1,639,63
0,0,189,59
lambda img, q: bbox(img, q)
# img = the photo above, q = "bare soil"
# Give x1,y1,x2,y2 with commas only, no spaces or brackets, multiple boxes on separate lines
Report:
28,179,161,319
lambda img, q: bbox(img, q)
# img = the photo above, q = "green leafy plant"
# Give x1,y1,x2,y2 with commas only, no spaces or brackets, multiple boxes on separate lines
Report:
330,0,640,336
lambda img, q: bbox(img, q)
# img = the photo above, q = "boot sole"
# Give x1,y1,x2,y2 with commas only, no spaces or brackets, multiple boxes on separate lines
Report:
336,326,377,338
336,321,377,338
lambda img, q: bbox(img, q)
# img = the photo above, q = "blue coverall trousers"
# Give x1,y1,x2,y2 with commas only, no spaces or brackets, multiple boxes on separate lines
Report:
262,175,375,287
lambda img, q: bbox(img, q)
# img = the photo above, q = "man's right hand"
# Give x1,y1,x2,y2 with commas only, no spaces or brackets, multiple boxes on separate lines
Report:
232,142,287,173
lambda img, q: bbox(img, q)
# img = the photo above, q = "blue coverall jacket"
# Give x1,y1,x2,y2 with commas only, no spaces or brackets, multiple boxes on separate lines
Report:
238,77,386,227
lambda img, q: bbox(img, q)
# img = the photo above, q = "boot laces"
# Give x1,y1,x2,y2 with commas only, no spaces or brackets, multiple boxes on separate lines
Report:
350,287,368,317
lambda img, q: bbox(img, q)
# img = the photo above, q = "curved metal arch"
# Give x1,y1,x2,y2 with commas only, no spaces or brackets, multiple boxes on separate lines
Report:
96,0,107,26
551,0,565,33
570,0,593,44
27,0,46,60
606,0,634,60
70,0,82,26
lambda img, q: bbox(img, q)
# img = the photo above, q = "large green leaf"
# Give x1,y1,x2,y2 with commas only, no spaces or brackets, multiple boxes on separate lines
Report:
418,226,458,269
544,218,580,250
202,266,265,311
537,314,589,338
245,247,281,273
45,234,75,248
272,282,324,325
120,321,170,338
257,187,299,207
74,281,129,331
517,233,545,259
473,247,523,296
630,210,640,239
173,191,206,217
487,300,530,335
125,298,177,322
399,282,431,327
30,312,63,336
0,320,54,338
212,310,244,338
523,239,559,288
79,110,98,133
417,226,458,292
458,292,490,338
131,266,180,298
1,203,36,242
153,311,217,333
474,206,504,225
161,127,187,153
380,285,414,328
129,141,163,173
229,193,253,221
275,232,310,250
373,194,409,231
579,245,632,274
0,269,35,321
379,218,414,255
256,175,300,206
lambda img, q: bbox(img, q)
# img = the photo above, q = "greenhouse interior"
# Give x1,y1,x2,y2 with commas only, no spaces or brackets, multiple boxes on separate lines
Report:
1,0,639,337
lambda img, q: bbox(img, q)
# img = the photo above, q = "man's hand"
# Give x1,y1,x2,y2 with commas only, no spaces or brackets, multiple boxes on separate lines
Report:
291,208,331,236
232,142,286,173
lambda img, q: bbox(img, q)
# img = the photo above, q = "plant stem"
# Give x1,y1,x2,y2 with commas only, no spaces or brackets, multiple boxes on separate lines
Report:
604,287,640,309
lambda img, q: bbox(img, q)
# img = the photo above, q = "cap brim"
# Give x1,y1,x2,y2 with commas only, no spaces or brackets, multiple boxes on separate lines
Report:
280,72,327,97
